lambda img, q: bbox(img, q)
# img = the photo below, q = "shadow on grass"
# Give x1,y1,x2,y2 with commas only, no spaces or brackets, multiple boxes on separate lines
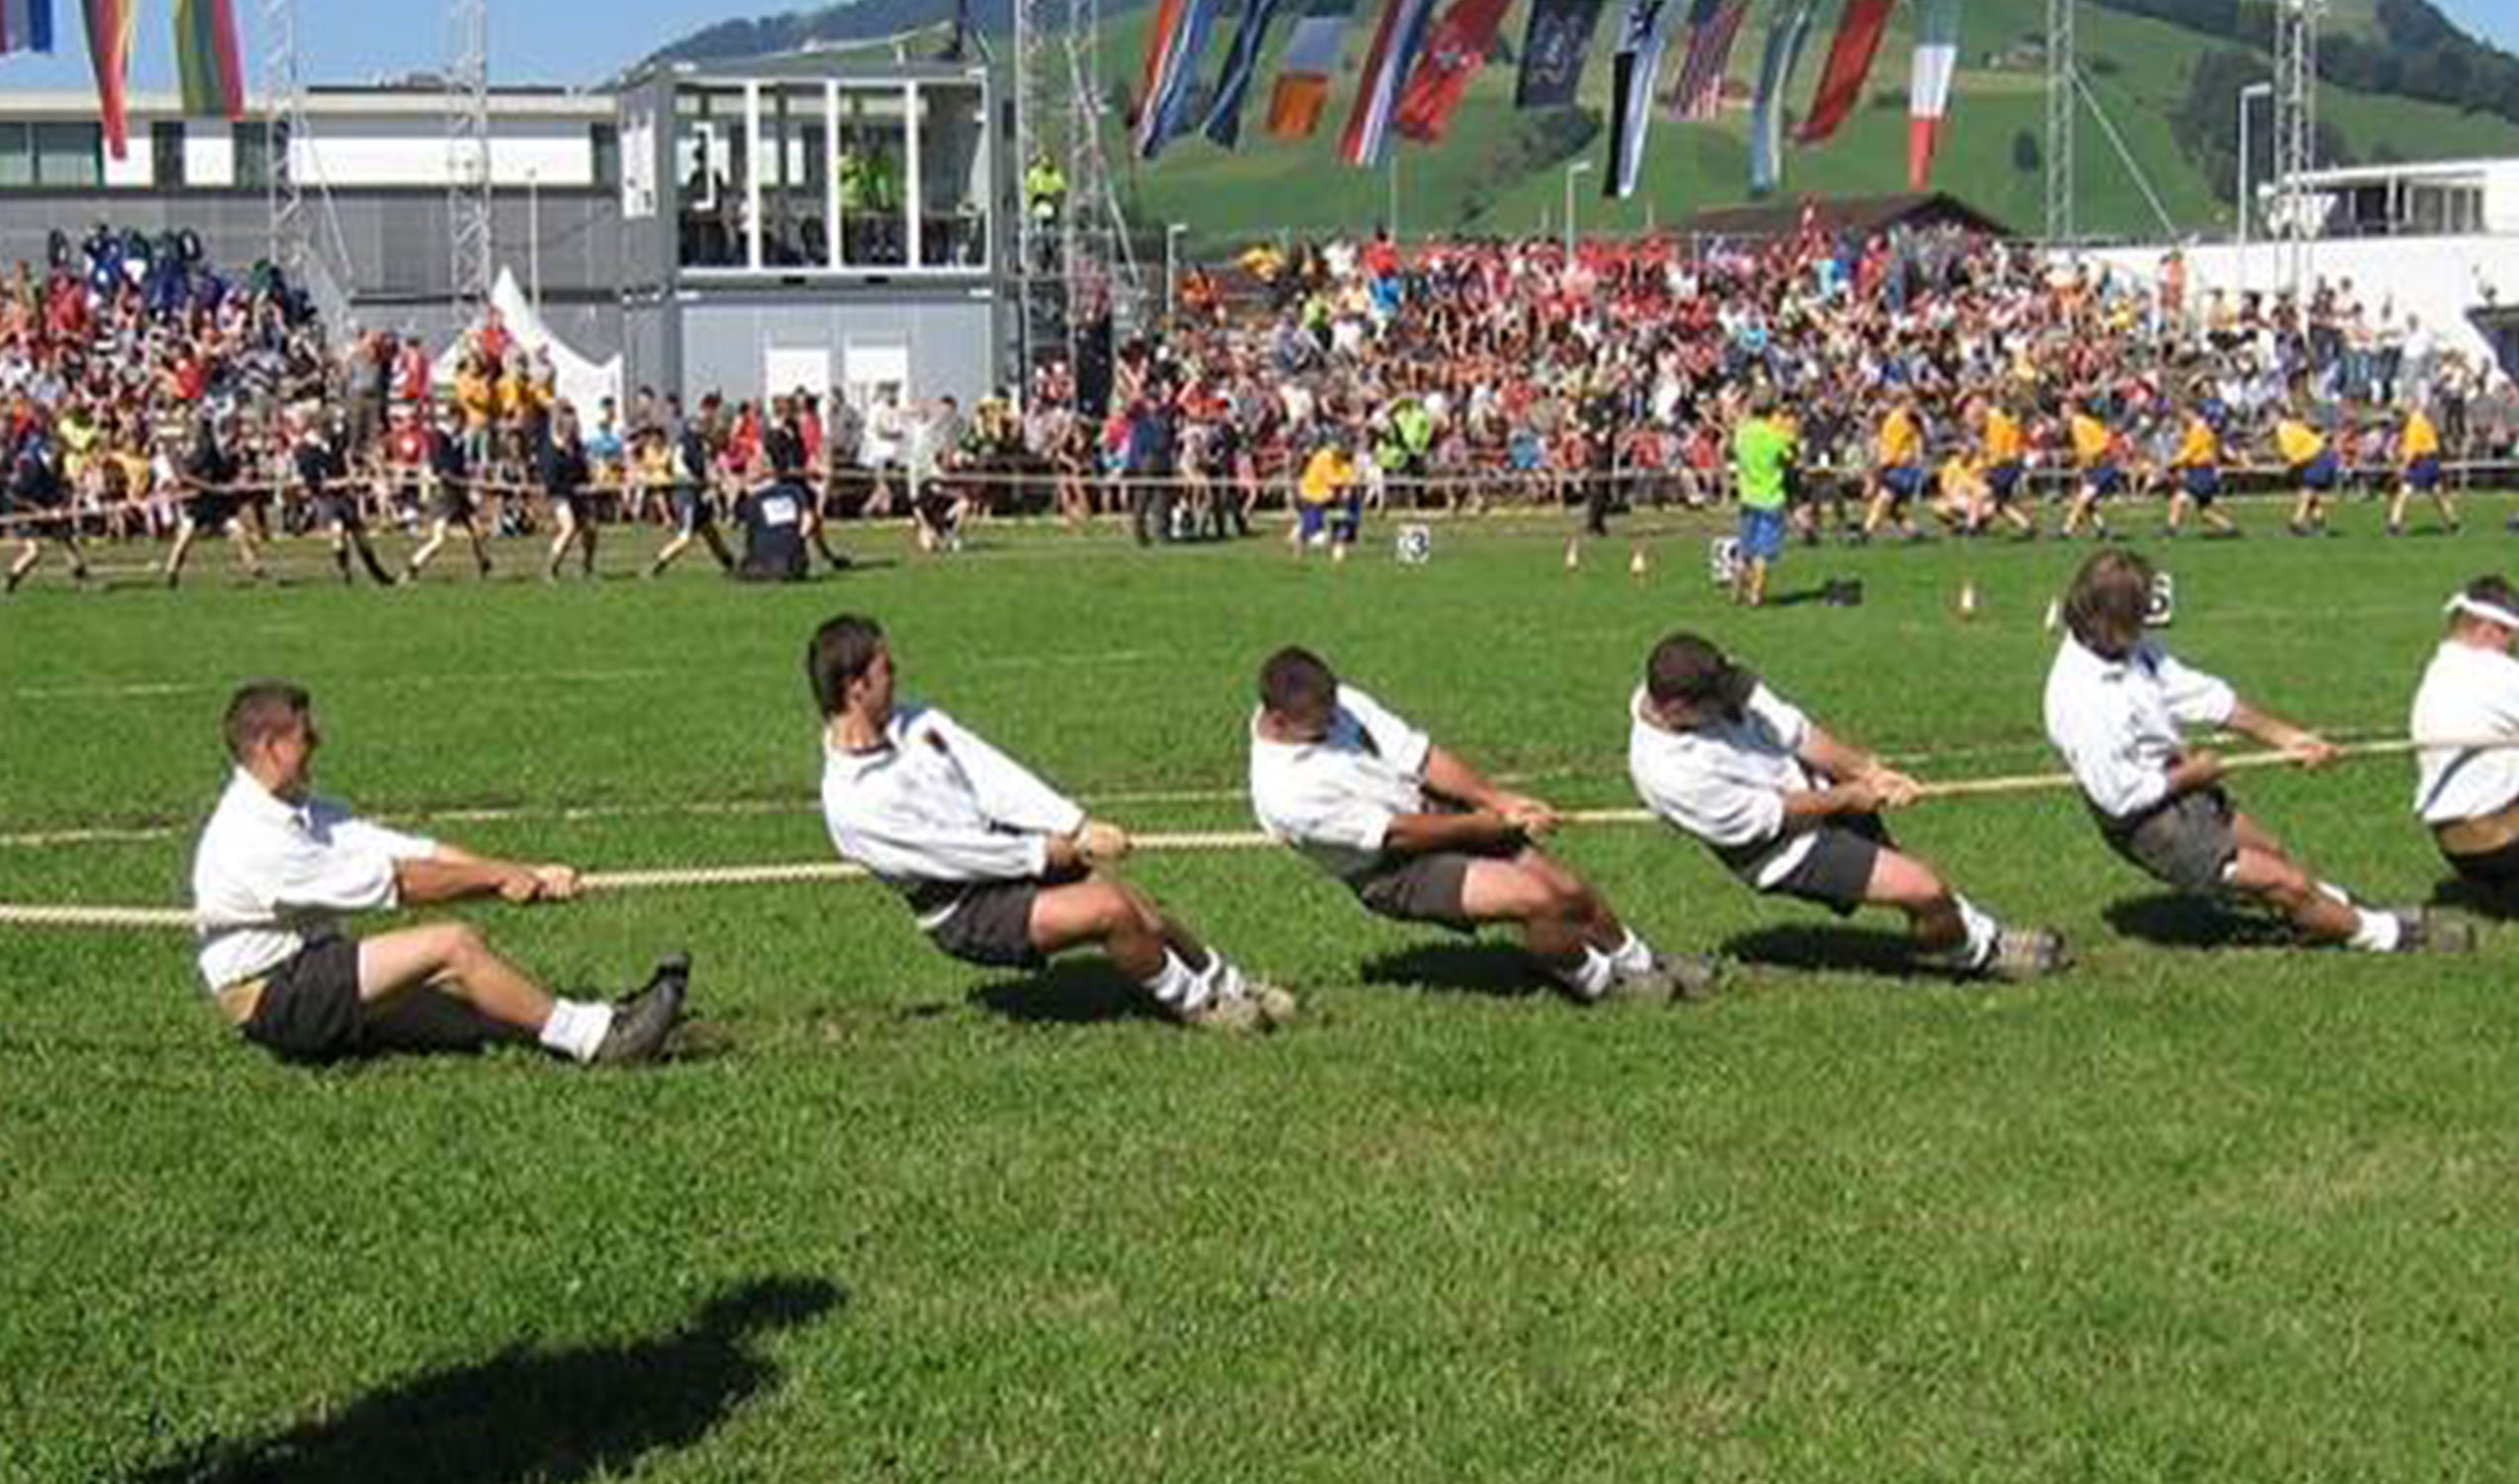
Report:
969,960,1170,1026
2101,893,2296,951
1720,923,1930,981
128,1276,842,1484
1358,943,1548,1000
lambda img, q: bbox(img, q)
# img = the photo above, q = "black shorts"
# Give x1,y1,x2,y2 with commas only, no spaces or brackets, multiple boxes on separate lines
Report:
672,488,713,533
430,483,476,522
185,493,239,528
2442,837,2519,891
1758,815,1890,917
914,880,1049,970
238,936,365,1064
2097,787,2239,896
1350,851,1481,932
313,495,362,530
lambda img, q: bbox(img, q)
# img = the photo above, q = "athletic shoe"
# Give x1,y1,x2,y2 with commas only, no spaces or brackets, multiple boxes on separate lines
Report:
1181,982,1297,1034
1974,927,2068,981
2390,909,2476,955
593,952,691,1065
1591,953,1724,1006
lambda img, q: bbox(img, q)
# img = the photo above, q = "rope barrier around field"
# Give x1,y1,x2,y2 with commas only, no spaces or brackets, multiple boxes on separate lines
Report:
2,736,2499,933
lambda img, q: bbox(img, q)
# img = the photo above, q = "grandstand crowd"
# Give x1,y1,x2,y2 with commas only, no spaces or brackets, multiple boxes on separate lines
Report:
5,220,2519,591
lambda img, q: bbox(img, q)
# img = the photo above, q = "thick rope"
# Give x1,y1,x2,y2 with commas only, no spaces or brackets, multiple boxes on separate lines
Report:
0,736,2496,933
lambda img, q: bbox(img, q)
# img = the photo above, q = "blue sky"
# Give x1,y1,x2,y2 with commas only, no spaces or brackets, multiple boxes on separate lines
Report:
0,0,2513,90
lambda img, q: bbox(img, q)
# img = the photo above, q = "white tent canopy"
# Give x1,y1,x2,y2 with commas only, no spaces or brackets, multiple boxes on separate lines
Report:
432,267,624,421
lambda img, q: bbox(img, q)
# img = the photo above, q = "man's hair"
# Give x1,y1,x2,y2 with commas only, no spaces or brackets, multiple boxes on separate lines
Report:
1645,632,1753,720
805,614,886,718
2064,549,2156,659
1259,646,1338,725
2451,574,2519,630
223,681,311,763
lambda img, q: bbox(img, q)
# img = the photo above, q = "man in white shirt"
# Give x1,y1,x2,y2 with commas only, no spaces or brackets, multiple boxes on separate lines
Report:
190,683,687,1065
811,615,1294,1033
1249,646,1715,1005
1630,634,2064,979
2043,551,2469,954
2411,576,2519,897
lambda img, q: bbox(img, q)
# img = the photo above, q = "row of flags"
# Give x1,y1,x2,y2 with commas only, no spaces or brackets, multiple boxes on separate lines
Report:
0,0,244,159
1138,0,1967,200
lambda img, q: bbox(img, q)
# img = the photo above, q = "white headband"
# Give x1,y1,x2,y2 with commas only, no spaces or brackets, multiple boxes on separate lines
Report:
2446,592,2519,630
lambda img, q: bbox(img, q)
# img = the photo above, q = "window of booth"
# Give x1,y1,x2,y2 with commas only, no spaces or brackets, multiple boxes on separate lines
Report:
34,122,102,186
915,82,987,269
152,122,187,188
760,84,829,268
836,86,907,269
676,86,748,269
0,124,31,189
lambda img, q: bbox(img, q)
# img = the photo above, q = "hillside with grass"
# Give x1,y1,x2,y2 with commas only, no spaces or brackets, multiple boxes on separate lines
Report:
658,0,2519,250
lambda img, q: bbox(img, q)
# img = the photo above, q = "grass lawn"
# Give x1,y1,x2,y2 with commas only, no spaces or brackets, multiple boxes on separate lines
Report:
8,493,2519,1482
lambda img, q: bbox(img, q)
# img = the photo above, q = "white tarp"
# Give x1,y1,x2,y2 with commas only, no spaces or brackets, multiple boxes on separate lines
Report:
432,267,624,421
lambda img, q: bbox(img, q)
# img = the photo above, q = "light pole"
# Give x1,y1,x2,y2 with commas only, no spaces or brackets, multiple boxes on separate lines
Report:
1165,222,1186,326
527,167,543,312
2237,81,2273,296
1563,159,1592,254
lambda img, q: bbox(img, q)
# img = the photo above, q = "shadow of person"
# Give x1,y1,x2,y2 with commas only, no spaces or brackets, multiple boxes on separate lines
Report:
2101,893,2295,951
1357,943,1546,999
129,1276,843,1484
1720,923,1927,981
969,960,1170,1026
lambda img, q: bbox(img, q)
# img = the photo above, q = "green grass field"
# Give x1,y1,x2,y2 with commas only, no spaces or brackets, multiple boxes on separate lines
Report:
9,496,2519,1482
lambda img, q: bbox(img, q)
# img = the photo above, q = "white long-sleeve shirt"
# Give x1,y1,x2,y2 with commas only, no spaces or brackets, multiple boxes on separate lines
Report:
189,769,437,991
2042,635,2238,821
1248,684,1433,882
1627,683,1821,887
819,702,1088,919
2411,639,2519,823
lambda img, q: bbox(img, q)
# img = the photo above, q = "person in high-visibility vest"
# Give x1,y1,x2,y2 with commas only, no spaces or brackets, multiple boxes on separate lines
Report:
2386,400,2461,537
1024,153,1066,227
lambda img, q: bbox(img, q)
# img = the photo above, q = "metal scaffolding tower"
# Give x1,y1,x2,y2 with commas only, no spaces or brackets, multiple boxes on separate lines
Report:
2273,0,2323,295
447,0,494,324
2044,0,2076,245
259,0,305,275
1012,0,1141,379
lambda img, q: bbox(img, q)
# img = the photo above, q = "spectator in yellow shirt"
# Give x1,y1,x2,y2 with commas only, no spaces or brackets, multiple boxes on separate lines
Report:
2386,404,2459,537
2274,405,2340,536
2163,405,2237,539
2059,400,2121,541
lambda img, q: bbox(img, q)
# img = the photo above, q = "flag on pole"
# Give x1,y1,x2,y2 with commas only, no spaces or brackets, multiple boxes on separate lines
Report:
0,0,57,54
175,0,245,121
1907,0,1962,189
1601,0,1671,199
81,0,135,159
1513,0,1606,109
1202,0,1286,147
1661,0,1746,121
1135,0,1229,159
1748,0,1815,197
1394,0,1513,142
1266,0,1355,139
1338,0,1443,167
1795,0,1894,144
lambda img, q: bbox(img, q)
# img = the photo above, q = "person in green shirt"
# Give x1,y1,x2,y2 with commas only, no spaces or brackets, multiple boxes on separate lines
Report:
1731,392,1797,608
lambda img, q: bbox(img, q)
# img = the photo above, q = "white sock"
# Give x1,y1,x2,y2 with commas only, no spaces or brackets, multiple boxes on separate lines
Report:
537,998,614,1064
2347,908,2404,955
2317,881,2354,907
1955,896,2001,969
1608,929,1655,977
1143,950,1213,1014
1554,946,1618,1001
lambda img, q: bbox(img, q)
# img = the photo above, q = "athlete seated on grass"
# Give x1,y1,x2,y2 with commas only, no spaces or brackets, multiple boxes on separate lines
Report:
2043,550,2472,955
810,614,1294,1033
2411,577,2519,903
1249,646,1717,1005
190,681,687,1066
1629,633,2065,980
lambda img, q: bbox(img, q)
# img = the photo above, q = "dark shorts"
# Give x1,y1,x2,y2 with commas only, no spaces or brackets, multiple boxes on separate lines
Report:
1350,851,1480,932
914,880,1048,970
238,935,365,1064
2407,455,2443,492
1987,463,2025,504
2096,787,2239,896
672,487,713,533
313,494,362,530
431,483,476,522
1745,814,1888,918
2083,465,2123,499
1880,465,1924,503
2181,467,2222,503
2297,451,2341,492
185,493,239,528
2443,837,2519,891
